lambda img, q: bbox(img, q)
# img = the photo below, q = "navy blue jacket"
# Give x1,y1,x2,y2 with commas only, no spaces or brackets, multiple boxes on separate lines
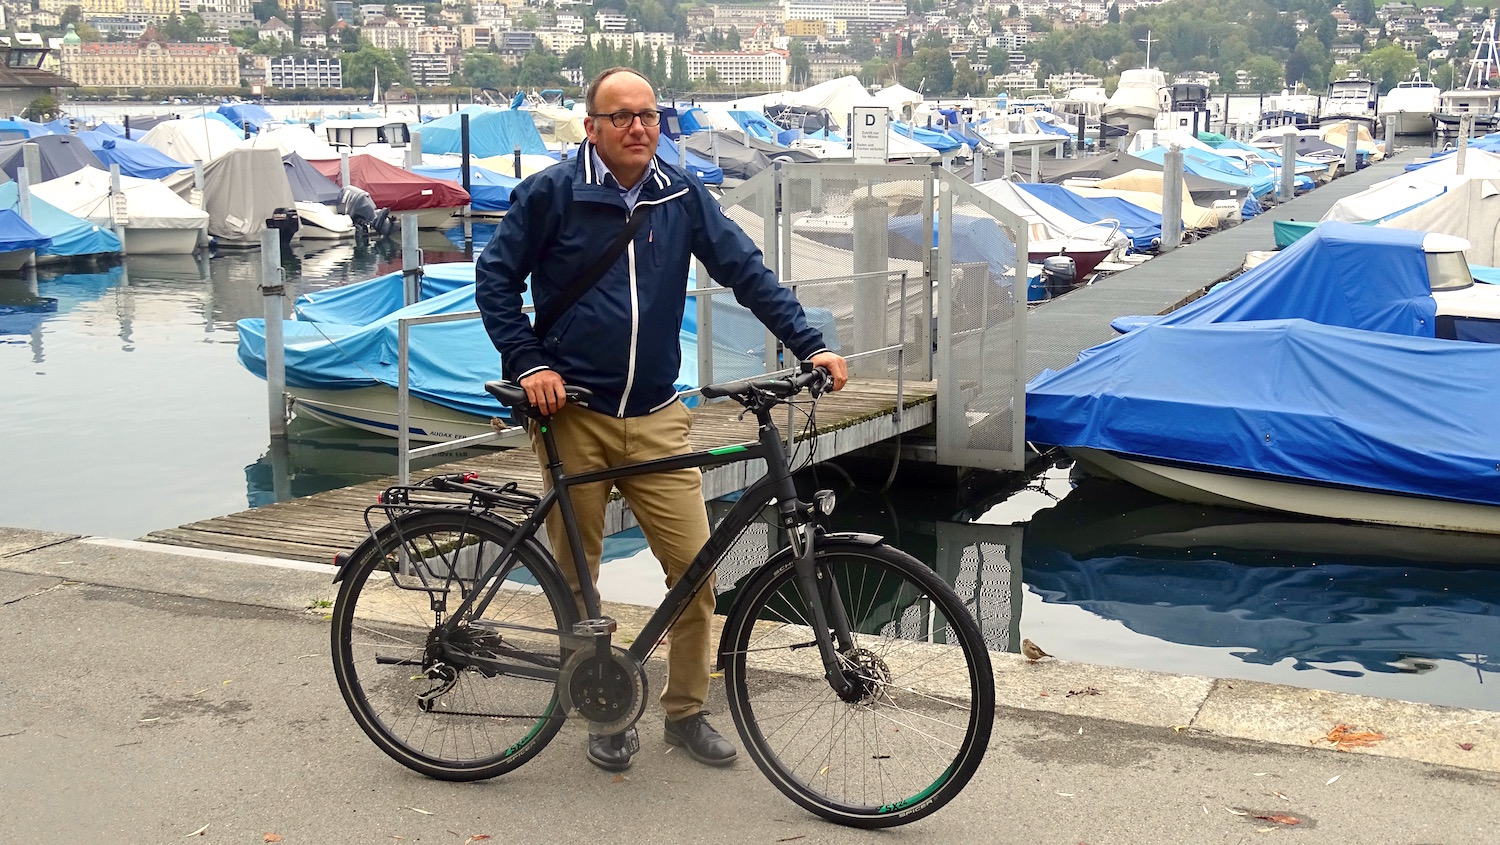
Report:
475,141,828,418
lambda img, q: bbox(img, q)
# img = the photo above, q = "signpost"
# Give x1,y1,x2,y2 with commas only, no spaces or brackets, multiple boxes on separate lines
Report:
851,105,889,164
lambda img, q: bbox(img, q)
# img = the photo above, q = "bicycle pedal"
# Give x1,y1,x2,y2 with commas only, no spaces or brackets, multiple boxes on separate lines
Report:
622,730,641,755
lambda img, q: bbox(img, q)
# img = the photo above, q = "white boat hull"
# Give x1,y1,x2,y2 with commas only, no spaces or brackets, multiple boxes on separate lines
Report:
120,226,202,255
1378,110,1436,135
1069,447,1500,535
289,385,525,446
0,248,35,272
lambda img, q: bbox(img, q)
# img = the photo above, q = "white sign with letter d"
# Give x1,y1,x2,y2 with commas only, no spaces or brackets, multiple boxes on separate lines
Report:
851,105,889,164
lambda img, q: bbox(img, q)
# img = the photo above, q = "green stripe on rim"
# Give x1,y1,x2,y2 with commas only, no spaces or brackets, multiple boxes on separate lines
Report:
879,760,958,814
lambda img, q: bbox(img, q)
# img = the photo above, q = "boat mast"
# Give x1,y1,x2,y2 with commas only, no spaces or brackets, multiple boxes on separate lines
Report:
1464,19,1498,89
1139,29,1156,69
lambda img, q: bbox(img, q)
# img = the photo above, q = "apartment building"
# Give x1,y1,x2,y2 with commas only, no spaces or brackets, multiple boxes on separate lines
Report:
459,24,494,50
782,0,905,24
589,31,676,51
268,55,342,88
408,52,452,86
683,49,787,85
363,17,419,50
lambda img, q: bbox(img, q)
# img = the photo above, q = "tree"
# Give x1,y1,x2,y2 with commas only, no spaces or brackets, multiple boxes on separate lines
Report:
229,27,258,49
1243,55,1284,94
670,48,688,88
703,66,719,87
23,94,59,121
726,27,740,49
788,38,810,87
1360,43,1418,90
952,58,978,96
1348,0,1376,26
519,11,539,29
1107,3,1120,24
342,44,403,89
463,50,507,88
253,0,282,24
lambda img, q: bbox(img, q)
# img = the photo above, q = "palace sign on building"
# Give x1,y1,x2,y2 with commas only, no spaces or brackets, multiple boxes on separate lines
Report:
60,38,239,88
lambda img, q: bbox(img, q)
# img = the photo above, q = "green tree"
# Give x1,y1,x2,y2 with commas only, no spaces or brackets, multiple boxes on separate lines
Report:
463,50,507,88
252,0,281,24
1348,0,1376,26
518,11,539,29
23,94,59,121
726,27,739,49
788,38,809,87
703,66,719,87
1243,54,1284,94
1107,3,1120,24
670,47,688,88
229,27,258,49
952,58,978,96
1360,43,1418,90
342,44,403,89
518,45,563,88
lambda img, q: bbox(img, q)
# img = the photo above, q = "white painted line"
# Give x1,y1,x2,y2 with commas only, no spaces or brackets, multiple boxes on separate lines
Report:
82,537,334,574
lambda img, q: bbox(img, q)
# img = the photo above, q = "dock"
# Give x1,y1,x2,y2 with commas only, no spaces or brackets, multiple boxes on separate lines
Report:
144,379,934,562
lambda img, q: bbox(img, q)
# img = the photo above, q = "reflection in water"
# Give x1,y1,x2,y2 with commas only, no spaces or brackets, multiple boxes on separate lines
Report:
1023,478,1499,701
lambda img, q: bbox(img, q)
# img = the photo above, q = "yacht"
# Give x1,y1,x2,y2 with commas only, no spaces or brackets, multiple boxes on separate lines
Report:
1257,89,1320,130
1318,71,1377,130
1103,67,1168,133
1157,82,1219,134
1378,69,1441,135
1436,19,1500,137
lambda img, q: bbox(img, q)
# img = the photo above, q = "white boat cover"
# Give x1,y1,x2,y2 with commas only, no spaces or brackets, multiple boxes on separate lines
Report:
1320,121,1384,159
1322,149,1500,223
467,152,560,177
140,117,246,164
30,166,209,230
201,148,297,243
1383,177,1500,264
530,106,586,143
250,125,342,160
975,178,1132,250
871,83,923,113
295,200,355,238
1124,128,1216,154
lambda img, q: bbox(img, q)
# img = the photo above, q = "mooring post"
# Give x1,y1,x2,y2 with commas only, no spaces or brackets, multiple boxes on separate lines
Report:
16,167,33,269
1344,122,1359,175
339,150,350,187
973,147,985,183
405,128,422,170
513,144,521,179
402,214,421,305
1030,146,1040,181
1003,142,1013,179
460,112,472,245
1161,145,1183,252
1457,114,1472,176
1280,133,1297,201
192,159,208,247
108,162,128,255
851,195,890,379
261,227,287,440
22,142,40,187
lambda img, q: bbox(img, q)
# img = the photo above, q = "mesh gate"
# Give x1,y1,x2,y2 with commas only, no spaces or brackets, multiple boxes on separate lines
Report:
709,163,1028,471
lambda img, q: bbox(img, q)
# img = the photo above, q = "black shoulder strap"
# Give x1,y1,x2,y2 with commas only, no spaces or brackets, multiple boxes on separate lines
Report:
532,203,654,339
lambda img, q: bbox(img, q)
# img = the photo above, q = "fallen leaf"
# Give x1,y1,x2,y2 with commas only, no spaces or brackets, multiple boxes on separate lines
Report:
1325,775,1340,785
1459,742,1475,751
1255,814,1301,826
1171,725,1187,733
1257,827,1278,833
403,806,434,815
464,836,493,844
139,717,160,723
264,835,284,843
1066,687,1102,697
775,837,806,843
1055,792,1074,797
709,672,723,679
1254,772,1268,777
1226,807,1250,816
819,765,829,775
612,774,627,783
1319,724,1385,751
222,680,232,685
1039,692,1049,697
1274,791,1290,801
184,823,209,837
191,689,209,696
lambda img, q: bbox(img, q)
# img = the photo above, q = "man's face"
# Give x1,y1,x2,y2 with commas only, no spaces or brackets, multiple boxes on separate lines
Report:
585,72,659,180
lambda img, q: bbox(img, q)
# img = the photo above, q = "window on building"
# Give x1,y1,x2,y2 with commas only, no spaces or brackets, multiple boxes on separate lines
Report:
8,49,47,69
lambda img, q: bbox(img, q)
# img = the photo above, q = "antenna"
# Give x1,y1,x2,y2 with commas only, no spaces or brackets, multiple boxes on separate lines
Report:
1139,29,1157,68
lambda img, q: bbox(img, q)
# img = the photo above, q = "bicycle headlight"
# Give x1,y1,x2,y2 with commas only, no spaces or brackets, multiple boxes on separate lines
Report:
812,489,836,517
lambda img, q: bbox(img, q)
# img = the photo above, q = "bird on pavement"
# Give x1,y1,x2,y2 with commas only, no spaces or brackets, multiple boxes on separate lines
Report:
1021,638,1052,663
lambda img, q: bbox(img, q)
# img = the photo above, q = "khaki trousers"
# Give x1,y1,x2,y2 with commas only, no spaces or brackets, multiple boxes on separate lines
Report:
528,400,714,721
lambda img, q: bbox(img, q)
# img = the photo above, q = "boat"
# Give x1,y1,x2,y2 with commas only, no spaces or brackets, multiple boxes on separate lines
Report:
0,208,50,272
0,182,122,261
1103,68,1168,133
1157,82,1218,135
0,135,106,182
1318,71,1378,130
310,153,469,229
281,152,355,240
320,117,412,165
195,147,300,248
1436,18,1500,136
30,166,208,255
1256,89,1320,131
1378,70,1441,135
1028,223,1500,534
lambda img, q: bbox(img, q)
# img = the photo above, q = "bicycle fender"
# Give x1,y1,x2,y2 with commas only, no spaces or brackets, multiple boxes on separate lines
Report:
714,530,886,670
331,511,554,585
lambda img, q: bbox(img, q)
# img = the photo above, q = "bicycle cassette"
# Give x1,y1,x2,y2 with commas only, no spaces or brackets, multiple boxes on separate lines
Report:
559,645,648,735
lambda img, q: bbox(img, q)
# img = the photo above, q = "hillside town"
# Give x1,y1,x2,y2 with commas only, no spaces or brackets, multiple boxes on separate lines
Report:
0,0,1490,102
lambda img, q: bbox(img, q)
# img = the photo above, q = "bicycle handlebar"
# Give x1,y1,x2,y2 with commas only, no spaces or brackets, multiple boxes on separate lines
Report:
700,366,830,403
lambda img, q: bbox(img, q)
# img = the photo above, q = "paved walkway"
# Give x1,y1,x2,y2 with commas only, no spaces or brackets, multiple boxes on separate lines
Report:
3,527,1495,843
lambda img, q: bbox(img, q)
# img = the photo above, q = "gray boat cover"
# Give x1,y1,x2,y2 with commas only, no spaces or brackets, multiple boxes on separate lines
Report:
0,135,105,182
202,148,295,243
684,130,771,179
282,152,341,204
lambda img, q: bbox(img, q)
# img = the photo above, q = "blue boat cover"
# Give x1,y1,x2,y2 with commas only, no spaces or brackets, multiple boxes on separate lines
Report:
295,263,478,326
0,118,48,139
282,152,342,204
411,164,519,212
217,103,275,133
677,107,712,134
0,208,51,252
77,130,191,179
204,110,247,133
1110,223,1436,336
728,111,783,143
889,213,1017,279
1026,318,1500,507
0,182,121,257
418,106,547,157
656,135,722,184
1133,145,1275,196
892,121,963,152
1017,182,1163,250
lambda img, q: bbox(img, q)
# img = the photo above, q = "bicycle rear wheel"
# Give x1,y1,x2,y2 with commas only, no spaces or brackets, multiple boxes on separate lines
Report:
720,539,995,828
331,510,578,781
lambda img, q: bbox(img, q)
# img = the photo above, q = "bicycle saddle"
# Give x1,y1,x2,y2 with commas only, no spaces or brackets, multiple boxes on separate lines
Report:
484,380,595,414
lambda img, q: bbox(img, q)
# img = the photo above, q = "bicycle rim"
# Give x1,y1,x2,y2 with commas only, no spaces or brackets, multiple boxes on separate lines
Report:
723,544,994,827
331,511,575,781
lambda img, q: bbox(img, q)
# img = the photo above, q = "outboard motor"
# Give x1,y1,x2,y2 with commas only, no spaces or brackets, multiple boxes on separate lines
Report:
267,206,300,250
338,185,379,233
1041,255,1077,298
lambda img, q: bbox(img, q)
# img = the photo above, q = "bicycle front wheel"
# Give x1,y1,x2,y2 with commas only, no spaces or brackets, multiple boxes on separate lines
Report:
720,540,995,828
331,510,578,781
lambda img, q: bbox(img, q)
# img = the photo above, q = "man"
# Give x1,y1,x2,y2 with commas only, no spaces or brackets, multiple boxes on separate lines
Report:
475,67,848,773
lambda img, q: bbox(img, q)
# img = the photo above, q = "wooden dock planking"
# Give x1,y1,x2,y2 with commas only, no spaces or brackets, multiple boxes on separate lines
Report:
144,380,935,562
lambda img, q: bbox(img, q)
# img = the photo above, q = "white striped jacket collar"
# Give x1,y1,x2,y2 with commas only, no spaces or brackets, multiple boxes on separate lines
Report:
579,139,671,192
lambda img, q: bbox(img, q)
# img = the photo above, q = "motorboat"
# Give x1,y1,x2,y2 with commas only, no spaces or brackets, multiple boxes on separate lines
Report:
0,208,49,272
1157,82,1218,135
1319,71,1378,130
31,166,208,255
1379,70,1441,135
1102,68,1168,133
1029,223,1500,535
310,153,469,229
320,117,413,166
281,153,355,240
1256,90,1320,131
1436,18,1500,136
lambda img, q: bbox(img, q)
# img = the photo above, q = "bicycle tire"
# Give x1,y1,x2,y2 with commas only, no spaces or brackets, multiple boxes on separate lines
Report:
331,509,579,781
720,539,995,828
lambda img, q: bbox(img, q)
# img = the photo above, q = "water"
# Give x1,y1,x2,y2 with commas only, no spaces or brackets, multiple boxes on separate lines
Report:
2,244,1495,712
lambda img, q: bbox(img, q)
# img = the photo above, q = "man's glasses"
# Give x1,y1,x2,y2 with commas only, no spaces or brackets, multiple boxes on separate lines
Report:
591,110,662,128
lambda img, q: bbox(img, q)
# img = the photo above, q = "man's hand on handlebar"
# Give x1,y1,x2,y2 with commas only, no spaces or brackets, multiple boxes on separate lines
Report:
520,368,568,416
809,351,848,391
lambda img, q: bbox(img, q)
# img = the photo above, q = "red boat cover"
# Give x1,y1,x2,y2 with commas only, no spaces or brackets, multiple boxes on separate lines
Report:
312,154,469,211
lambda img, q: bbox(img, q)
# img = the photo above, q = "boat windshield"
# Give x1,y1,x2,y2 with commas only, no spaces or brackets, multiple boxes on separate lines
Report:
1428,250,1475,291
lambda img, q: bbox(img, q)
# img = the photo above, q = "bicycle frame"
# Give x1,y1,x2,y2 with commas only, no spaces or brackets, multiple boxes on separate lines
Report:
434,398,859,699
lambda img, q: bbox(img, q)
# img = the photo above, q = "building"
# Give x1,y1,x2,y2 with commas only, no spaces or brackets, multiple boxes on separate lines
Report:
595,10,629,31
0,31,75,116
280,0,324,15
683,49,787,85
258,16,293,43
590,31,676,51
417,26,458,53
1045,70,1101,92
362,17,418,50
807,53,859,83
268,54,342,88
53,0,178,24
60,33,238,88
331,1,355,23
685,3,786,35
459,24,494,50
785,19,826,37
496,30,537,55
408,52,451,86
393,3,427,26
536,30,586,53
555,13,584,33
300,25,327,49
783,0,906,24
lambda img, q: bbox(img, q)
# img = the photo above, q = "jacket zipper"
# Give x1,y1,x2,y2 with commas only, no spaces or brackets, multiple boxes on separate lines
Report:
615,187,689,416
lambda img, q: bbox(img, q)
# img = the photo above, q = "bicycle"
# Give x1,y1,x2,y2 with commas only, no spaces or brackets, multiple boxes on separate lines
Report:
329,366,996,828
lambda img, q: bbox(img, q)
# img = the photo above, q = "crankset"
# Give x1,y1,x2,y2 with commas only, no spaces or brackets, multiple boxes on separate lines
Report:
558,645,648,735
